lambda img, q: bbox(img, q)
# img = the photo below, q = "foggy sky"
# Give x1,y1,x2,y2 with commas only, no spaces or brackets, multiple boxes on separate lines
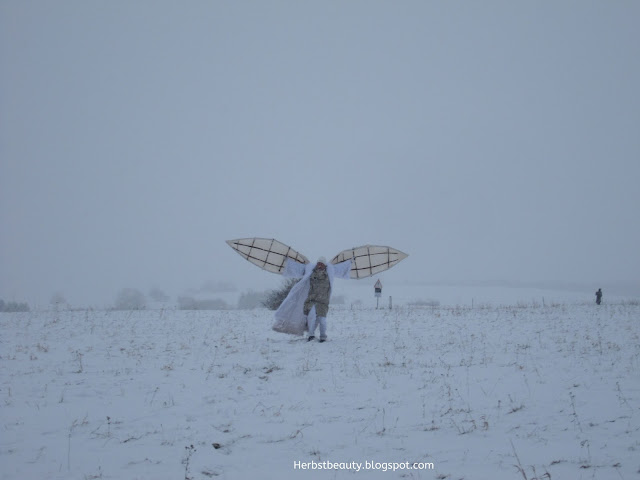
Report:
2,1,639,307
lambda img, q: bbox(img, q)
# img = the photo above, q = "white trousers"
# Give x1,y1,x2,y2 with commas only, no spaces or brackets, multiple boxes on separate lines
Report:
306,305,327,340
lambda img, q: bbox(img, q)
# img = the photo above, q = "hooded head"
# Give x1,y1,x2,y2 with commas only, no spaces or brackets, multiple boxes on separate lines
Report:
316,257,327,269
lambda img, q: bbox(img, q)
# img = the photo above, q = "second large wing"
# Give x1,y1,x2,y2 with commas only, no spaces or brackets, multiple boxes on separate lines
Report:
330,245,408,279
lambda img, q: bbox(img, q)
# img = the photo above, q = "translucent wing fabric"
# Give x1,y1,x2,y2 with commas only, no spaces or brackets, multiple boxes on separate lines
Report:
330,245,408,279
226,238,309,274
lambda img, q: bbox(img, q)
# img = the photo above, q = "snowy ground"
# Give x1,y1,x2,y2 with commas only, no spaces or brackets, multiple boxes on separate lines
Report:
1,299,639,479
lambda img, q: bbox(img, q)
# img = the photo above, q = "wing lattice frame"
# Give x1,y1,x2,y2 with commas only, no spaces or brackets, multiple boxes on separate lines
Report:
226,238,309,274
331,245,408,279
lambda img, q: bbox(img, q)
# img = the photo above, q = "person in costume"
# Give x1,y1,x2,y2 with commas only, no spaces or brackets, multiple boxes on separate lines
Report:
272,256,352,341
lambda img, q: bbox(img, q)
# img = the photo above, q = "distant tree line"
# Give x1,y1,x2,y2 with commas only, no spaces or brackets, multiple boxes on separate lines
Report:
238,290,267,310
0,299,30,312
112,287,269,311
177,296,229,310
2,281,347,312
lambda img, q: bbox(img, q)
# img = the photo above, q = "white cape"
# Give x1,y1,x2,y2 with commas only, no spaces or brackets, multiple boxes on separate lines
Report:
272,259,352,335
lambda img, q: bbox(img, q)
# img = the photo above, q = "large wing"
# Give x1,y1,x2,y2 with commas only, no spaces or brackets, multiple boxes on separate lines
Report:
330,245,408,279
226,238,309,274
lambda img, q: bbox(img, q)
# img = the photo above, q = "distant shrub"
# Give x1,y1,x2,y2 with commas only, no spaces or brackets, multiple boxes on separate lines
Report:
178,296,229,310
114,288,146,310
408,299,440,307
0,299,30,312
263,278,299,311
149,287,170,303
238,290,267,310
50,292,68,307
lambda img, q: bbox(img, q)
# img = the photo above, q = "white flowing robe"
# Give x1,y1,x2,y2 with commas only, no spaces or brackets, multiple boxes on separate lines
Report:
272,259,352,335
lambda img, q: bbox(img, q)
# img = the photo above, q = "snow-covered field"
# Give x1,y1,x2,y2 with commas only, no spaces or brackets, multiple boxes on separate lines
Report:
2,299,639,479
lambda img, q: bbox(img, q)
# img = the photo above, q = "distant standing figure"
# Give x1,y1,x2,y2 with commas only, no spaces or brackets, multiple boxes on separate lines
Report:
595,288,602,305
